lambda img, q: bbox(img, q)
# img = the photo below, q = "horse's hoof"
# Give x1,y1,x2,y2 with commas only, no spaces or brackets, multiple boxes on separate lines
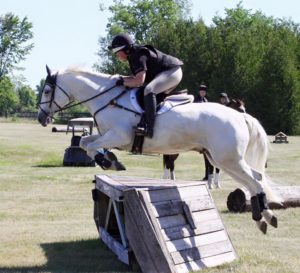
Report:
270,216,278,228
113,161,126,171
256,220,267,234
262,210,278,228
105,150,118,161
95,153,112,170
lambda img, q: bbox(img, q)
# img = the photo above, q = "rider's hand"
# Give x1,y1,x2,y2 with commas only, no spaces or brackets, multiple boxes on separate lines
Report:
116,77,124,86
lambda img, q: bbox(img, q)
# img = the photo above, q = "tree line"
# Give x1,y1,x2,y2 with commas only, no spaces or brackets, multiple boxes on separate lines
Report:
1,1,299,134
96,0,300,134
0,13,36,116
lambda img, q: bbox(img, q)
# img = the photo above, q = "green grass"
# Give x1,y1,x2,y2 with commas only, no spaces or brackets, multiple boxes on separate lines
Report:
0,122,299,273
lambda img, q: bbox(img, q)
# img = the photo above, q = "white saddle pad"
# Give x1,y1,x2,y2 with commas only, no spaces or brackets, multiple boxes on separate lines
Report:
130,89,194,115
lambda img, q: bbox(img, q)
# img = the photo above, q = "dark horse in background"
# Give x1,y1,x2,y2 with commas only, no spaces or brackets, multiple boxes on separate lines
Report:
163,98,246,185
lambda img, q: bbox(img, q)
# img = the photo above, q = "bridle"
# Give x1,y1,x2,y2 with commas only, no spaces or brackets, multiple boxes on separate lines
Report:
38,72,141,121
38,73,71,119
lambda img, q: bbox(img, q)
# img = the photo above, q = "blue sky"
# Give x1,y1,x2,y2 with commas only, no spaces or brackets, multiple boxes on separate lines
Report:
1,0,299,89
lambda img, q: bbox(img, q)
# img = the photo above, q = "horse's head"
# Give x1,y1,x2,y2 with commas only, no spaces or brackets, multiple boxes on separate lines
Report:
38,65,71,126
228,98,246,113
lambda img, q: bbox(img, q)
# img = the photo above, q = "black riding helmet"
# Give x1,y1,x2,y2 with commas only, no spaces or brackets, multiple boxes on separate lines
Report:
108,33,135,53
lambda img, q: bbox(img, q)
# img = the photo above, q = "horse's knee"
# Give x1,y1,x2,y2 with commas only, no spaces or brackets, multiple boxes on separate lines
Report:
251,169,262,181
79,137,87,150
86,144,98,158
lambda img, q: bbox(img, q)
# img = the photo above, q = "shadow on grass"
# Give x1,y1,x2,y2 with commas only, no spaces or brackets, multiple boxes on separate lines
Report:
0,239,138,273
33,163,64,167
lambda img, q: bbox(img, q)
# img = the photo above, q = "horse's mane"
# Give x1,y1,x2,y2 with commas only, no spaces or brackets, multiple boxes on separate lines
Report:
63,67,117,80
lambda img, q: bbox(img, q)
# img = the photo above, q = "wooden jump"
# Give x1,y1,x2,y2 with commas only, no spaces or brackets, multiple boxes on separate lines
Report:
92,175,237,272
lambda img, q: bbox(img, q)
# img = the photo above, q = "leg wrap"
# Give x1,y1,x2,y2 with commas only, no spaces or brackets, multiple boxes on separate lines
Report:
94,153,112,170
258,192,269,212
251,196,262,221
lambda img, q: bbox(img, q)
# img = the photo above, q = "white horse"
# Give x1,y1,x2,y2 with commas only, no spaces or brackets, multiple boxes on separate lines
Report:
38,66,282,234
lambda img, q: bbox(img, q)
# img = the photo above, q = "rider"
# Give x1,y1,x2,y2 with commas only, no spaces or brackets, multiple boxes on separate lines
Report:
108,33,183,138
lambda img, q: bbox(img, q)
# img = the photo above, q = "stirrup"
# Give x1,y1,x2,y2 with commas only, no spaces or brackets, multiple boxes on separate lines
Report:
135,126,153,138
135,126,146,136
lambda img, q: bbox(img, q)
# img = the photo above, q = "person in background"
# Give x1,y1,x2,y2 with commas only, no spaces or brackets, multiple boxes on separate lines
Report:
210,92,232,188
194,84,208,103
194,84,213,181
219,92,230,105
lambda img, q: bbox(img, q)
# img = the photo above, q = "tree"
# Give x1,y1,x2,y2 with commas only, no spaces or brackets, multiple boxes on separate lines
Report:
95,0,190,74
0,13,34,79
17,85,36,112
207,6,300,133
0,77,18,117
150,18,208,93
36,78,45,105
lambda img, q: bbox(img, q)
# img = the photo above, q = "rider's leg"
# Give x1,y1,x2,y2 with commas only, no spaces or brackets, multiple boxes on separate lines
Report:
137,67,182,138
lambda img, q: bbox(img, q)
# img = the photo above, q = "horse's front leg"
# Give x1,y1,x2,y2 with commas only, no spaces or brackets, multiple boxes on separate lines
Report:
80,134,99,151
80,134,126,171
86,130,131,171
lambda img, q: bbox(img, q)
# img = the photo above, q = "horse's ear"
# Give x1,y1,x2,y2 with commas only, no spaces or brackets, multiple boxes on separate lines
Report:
46,65,52,76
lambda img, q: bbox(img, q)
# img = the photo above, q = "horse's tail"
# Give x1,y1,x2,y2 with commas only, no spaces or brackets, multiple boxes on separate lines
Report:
244,114,282,204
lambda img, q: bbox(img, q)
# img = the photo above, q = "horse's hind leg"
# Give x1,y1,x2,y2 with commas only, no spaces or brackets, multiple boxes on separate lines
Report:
223,168,267,234
163,154,179,180
221,160,277,233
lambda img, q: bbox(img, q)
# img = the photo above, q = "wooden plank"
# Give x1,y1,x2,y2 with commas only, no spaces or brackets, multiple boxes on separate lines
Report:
124,189,175,273
138,190,176,271
158,209,219,229
161,218,225,241
151,196,214,217
112,200,128,247
182,202,197,229
95,175,125,200
166,230,228,252
93,190,110,230
95,175,206,201
99,227,129,265
175,252,237,273
108,175,206,187
145,185,208,203
171,240,234,264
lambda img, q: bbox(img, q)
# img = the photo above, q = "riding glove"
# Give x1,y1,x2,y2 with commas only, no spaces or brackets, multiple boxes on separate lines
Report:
116,77,124,86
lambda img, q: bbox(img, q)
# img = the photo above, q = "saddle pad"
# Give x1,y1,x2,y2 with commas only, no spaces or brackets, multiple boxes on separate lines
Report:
130,89,194,115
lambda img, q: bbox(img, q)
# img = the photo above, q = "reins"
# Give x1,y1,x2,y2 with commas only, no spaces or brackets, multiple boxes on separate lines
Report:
57,83,119,112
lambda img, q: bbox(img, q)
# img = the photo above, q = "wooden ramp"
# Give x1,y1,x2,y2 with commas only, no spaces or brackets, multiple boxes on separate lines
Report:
92,175,237,272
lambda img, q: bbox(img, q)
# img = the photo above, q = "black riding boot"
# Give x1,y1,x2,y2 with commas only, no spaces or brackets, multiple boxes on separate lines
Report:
136,93,156,138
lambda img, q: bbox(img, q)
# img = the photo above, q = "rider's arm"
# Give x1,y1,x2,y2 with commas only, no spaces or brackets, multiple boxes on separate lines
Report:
123,71,146,87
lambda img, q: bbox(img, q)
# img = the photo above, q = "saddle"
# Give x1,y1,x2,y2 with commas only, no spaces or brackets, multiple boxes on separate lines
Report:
131,87,194,154
130,87,194,114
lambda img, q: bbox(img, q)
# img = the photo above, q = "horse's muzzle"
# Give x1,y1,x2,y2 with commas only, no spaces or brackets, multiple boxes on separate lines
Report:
38,111,52,127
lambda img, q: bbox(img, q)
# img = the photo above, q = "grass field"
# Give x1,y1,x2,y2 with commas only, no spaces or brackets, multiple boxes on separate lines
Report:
0,121,299,273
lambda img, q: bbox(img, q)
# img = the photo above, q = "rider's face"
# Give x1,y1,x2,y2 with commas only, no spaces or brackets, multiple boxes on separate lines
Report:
116,50,128,61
